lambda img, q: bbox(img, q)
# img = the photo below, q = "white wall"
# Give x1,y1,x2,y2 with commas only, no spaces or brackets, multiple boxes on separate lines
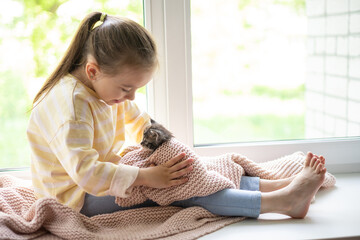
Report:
306,0,360,138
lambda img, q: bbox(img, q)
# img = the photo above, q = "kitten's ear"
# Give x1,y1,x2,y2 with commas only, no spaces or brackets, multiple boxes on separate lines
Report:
148,129,159,138
153,129,162,142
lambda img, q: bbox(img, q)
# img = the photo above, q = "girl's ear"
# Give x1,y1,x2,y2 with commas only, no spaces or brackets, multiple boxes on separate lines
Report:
85,61,100,82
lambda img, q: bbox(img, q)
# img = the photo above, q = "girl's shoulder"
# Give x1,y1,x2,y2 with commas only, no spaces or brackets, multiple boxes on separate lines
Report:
29,75,97,137
38,75,101,122
60,75,99,104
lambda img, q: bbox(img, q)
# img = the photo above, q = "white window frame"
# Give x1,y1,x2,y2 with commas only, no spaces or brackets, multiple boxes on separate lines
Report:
144,0,360,174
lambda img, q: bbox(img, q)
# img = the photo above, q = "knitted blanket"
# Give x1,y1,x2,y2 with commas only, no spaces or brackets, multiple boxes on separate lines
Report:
0,140,336,240
116,138,336,207
0,174,243,240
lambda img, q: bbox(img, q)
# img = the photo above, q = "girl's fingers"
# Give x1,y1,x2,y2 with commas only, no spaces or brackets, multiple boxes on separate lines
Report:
169,178,189,187
163,153,186,167
170,158,194,172
172,166,193,178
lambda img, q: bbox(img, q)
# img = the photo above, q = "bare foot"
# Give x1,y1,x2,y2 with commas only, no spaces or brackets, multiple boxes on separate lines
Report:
282,152,326,218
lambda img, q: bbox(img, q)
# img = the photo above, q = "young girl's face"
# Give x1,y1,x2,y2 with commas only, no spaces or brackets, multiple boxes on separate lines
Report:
92,66,153,105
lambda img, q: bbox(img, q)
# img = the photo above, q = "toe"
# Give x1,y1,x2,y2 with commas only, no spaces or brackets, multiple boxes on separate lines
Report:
313,158,320,168
305,152,313,166
310,157,317,167
315,162,323,173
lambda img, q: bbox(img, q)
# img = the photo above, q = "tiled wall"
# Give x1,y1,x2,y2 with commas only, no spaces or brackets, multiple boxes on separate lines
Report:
306,0,360,138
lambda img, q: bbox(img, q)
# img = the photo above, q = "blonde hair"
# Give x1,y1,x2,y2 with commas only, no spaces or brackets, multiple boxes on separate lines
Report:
32,12,158,106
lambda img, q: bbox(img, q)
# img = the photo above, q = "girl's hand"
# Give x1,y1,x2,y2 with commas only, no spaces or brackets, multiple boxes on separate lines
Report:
133,153,194,188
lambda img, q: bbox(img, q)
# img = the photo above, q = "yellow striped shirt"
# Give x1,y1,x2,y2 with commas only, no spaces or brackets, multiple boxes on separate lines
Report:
27,74,151,211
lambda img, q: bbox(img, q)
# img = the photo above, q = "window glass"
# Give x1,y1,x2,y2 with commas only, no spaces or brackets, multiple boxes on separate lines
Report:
191,0,360,145
0,0,144,168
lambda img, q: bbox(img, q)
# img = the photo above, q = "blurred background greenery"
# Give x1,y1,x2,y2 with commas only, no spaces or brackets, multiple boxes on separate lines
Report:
0,0,143,168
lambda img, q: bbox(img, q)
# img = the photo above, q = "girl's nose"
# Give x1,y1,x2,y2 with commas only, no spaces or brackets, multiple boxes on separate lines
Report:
126,91,136,101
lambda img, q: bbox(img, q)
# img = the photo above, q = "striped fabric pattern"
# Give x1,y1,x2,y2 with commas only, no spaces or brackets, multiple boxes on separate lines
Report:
27,75,151,211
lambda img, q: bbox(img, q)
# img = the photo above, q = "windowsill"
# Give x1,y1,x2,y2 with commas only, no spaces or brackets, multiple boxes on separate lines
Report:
2,170,359,239
0,169,31,180
200,172,360,240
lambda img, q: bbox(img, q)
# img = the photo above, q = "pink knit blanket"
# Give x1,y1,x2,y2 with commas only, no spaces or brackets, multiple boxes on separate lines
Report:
0,174,243,240
116,138,336,207
0,140,336,239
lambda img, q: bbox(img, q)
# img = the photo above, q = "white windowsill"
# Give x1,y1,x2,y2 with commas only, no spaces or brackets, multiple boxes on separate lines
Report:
0,169,32,180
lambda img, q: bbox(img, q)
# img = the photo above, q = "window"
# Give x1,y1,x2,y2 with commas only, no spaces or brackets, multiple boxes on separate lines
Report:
144,0,360,173
190,0,360,145
0,0,144,169
1,0,359,173
191,0,308,145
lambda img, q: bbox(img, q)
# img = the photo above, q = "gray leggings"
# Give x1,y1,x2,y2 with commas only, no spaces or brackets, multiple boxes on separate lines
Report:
80,176,261,218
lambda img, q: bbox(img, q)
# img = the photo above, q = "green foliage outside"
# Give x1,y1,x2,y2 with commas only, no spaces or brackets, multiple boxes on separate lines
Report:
221,84,305,100
251,84,305,100
0,0,143,168
197,84,305,145
0,71,30,168
238,0,306,15
195,114,305,145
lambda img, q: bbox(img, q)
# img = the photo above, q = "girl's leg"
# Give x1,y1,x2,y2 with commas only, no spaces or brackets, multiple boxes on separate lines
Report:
259,176,295,192
171,188,262,218
172,152,326,219
80,194,159,217
240,176,261,191
79,176,285,218
171,176,262,218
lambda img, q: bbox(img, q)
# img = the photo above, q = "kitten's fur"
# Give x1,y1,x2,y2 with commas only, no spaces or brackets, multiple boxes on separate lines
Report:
141,119,174,151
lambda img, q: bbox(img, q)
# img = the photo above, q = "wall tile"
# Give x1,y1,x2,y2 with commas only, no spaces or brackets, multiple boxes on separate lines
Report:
350,13,360,33
307,0,326,16
327,0,349,14
349,58,360,78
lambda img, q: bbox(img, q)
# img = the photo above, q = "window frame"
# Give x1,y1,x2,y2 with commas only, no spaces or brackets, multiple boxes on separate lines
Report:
144,0,360,174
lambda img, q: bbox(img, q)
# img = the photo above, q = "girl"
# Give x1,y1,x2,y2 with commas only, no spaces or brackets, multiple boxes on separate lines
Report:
27,12,327,218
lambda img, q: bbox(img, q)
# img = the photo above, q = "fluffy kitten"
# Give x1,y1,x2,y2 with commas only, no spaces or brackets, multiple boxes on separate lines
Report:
141,119,174,151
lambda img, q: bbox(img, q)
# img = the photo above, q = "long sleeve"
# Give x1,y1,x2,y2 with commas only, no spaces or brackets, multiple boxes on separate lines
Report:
49,120,139,198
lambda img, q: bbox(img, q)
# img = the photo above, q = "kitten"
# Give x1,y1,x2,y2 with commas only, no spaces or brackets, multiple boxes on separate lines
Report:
141,119,174,151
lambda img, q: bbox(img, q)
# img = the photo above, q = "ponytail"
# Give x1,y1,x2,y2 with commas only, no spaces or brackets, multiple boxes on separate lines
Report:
32,12,103,106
